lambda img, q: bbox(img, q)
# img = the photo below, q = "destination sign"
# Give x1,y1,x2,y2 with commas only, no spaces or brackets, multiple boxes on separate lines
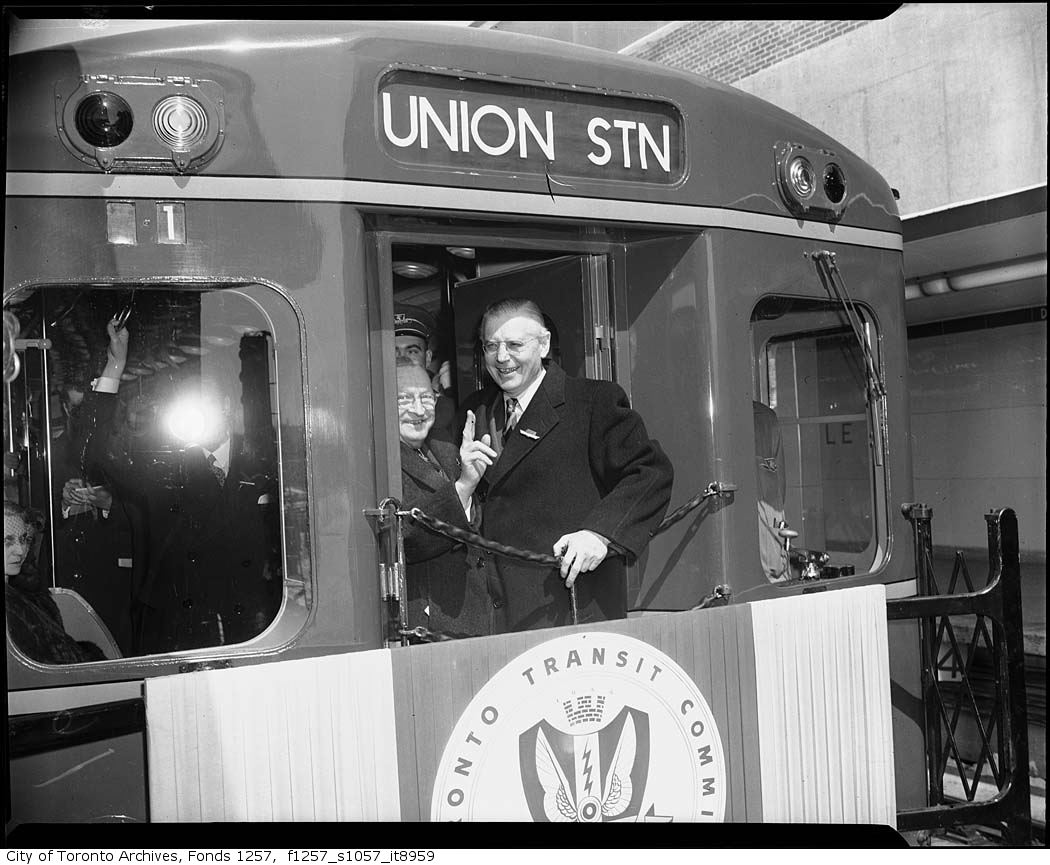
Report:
377,70,685,185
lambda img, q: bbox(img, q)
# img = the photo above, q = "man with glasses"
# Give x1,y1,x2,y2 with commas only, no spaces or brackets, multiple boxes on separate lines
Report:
460,298,673,631
397,358,500,639
395,303,455,439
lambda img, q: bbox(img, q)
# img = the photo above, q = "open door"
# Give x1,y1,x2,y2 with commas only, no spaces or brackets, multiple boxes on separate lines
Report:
451,254,606,396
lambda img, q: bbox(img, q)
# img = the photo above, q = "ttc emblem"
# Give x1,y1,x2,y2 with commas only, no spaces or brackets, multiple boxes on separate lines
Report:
520,704,650,822
431,632,726,822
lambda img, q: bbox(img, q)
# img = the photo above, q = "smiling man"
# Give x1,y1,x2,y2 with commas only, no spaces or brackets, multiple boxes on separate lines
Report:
460,298,673,631
395,302,455,439
396,359,499,639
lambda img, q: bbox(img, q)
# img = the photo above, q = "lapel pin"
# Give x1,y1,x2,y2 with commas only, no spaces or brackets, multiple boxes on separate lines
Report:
519,428,540,439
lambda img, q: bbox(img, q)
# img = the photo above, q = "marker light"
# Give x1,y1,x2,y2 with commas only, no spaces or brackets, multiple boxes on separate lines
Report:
74,92,134,148
774,141,849,221
58,75,226,173
787,156,815,199
823,163,847,204
153,95,208,148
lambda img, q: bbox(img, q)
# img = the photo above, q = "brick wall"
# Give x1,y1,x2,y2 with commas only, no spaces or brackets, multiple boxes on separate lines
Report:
628,19,877,83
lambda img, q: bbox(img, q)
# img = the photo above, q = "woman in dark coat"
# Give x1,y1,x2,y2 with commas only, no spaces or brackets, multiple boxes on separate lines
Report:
5,500,105,664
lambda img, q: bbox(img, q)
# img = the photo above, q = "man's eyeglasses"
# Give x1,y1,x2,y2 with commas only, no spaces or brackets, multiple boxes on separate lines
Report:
397,391,437,409
481,335,541,356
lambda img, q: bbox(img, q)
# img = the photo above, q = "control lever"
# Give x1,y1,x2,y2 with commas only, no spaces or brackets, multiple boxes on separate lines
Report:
776,520,797,554
775,520,853,581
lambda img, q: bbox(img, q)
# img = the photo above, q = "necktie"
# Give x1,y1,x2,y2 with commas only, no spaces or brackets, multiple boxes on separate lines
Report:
207,452,226,487
504,397,520,437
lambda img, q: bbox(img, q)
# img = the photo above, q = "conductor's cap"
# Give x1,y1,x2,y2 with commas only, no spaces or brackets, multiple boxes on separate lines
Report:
394,304,434,340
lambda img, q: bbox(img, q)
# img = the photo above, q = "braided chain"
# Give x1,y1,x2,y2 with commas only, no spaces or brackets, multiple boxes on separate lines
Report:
405,507,561,566
654,483,722,533
399,482,731,568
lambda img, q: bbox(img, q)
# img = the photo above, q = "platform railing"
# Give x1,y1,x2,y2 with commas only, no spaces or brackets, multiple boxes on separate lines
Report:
889,505,1031,844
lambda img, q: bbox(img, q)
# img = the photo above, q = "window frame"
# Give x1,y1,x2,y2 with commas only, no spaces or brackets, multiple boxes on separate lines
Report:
750,294,890,580
3,277,314,673
366,220,625,641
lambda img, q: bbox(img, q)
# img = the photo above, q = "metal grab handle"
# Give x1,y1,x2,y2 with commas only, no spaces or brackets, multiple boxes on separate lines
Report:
652,481,737,535
364,497,410,645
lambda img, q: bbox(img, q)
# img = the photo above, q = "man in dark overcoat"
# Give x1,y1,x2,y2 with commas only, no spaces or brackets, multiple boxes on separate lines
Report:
397,360,500,639
83,319,282,654
459,298,674,631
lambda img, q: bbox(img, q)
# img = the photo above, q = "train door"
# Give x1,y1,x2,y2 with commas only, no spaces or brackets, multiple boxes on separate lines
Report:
450,254,608,396
374,233,627,641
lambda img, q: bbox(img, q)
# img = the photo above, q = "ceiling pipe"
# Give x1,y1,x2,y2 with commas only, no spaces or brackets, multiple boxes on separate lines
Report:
920,277,951,296
948,256,1046,291
905,255,1047,300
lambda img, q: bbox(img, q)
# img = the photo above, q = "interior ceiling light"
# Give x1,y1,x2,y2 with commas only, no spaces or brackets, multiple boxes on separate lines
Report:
393,261,439,279
446,247,476,259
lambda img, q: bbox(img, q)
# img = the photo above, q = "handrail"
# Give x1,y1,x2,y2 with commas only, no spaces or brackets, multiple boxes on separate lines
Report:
400,480,735,567
372,481,734,631
890,505,1031,844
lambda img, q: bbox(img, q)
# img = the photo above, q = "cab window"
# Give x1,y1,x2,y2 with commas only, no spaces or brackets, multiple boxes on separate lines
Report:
751,295,885,582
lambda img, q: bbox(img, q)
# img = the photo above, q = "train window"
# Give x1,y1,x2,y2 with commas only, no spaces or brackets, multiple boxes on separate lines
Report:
751,296,884,582
4,284,310,663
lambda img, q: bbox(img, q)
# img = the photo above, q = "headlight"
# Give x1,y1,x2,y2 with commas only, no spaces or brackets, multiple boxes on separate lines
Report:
787,156,815,199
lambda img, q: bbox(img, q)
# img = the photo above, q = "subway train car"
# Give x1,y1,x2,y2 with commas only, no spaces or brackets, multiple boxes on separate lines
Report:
2,20,1023,831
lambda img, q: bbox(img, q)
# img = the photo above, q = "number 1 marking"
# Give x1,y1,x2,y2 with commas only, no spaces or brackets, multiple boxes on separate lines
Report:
161,203,176,241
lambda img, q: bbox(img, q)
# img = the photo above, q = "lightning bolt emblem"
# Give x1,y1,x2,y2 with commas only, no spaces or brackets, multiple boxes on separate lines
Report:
574,732,601,811
581,744,594,795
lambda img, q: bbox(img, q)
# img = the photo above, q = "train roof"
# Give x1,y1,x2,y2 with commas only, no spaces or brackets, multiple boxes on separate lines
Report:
5,19,900,234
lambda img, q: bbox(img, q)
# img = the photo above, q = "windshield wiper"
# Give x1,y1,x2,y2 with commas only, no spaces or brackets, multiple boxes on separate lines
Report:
811,250,886,465
811,250,886,399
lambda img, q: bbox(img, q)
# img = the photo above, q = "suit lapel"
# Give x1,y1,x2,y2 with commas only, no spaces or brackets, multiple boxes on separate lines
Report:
400,441,446,492
485,364,564,491
428,438,460,480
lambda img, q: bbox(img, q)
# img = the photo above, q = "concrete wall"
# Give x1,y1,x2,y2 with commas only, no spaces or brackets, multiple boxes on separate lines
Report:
908,317,1046,554
677,4,1047,218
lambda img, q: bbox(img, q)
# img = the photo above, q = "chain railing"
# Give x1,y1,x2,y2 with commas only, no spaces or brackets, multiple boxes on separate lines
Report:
889,505,1032,845
369,481,735,641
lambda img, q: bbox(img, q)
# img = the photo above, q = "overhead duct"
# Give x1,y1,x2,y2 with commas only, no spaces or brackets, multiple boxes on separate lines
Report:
905,255,1046,300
